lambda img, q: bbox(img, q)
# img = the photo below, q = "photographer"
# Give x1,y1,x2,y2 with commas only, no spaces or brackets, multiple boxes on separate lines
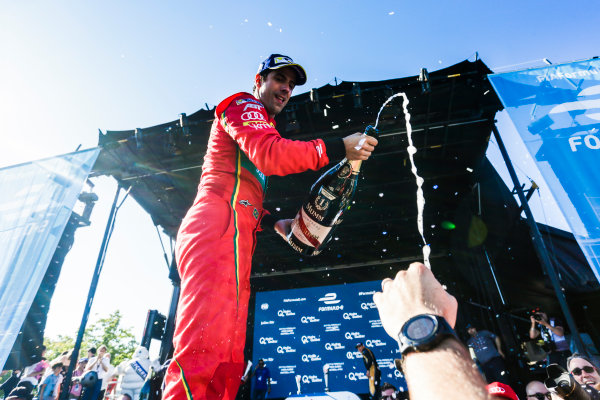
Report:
530,311,571,367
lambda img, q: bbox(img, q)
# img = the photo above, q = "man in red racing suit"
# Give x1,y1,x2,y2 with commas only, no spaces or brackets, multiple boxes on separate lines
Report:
162,54,378,400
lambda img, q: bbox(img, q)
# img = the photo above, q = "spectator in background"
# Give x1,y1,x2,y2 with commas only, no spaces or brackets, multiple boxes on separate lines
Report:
567,354,600,391
466,324,509,384
87,348,96,360
1,370,21,399
356,343,381,400
250,359,270,400
38,363,63,400
98,353,115,400
373,263,489,400
20,347,49,387
68,358,87,400
83,345,110,400
529,310,570,367
525,380,553,400
380,382,398,400
5,382,33,400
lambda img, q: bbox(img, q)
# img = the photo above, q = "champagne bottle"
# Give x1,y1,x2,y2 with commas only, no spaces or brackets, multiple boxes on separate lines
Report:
287,125,377,256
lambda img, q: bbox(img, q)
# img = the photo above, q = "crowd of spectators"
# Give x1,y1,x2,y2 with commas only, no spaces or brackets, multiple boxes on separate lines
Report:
3,262,600,400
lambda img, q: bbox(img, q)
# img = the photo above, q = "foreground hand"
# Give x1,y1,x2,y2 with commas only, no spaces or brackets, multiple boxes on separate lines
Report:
373,263,457,345
343,132,378,161
274,219,293,240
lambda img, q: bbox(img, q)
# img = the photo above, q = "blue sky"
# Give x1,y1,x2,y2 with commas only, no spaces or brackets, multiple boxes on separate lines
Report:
1,1,598,355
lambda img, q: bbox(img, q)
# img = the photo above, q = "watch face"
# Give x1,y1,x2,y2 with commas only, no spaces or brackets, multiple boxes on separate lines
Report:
405,316,435,340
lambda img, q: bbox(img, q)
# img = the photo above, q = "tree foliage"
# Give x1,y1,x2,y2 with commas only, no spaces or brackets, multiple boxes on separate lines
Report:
44,310,137,366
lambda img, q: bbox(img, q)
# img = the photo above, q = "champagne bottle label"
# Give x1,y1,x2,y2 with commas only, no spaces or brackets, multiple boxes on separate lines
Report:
286,125,377,256
290,208,332,248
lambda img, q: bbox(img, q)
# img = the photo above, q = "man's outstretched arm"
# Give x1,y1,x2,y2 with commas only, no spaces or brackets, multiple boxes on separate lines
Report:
373,263,488,400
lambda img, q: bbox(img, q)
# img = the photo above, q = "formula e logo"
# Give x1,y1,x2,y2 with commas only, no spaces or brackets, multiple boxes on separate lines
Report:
318,293,340,305
241,111,265,121
360,302,376,310
260,303,268,310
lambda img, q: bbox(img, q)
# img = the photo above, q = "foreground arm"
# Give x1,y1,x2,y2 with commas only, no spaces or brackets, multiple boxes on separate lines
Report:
373,263,488,400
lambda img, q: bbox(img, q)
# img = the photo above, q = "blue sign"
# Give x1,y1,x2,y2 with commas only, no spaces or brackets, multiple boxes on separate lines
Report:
253,281,407,398
489,59,600,283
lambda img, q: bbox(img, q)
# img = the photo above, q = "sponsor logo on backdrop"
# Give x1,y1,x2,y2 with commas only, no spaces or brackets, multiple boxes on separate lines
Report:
324,323,341,332
261,303,269,310
301,316,320,324
327,362,344,372
277,309,295,317
279,365,296,375
346,351,361,360
347,372,368,381
343,312,363,320
394,369,403,378
324,342,345,351
360,302,376,310
301,354,322,362
302,375,323,384
318,293,340,304
279,327,295,335
283,297,306,302
318,304,344,312
260,320,274,325
345,332,365,340
259,337,278,345
358,290,376,296
243,103,263,111
264,358,274,363
276,346,296,354
301,335,321,344
535,68,600,83
366,339,387,347
369,319,383,328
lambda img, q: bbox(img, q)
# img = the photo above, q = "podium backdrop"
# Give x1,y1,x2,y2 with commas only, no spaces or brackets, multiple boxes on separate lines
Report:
252,280,407,398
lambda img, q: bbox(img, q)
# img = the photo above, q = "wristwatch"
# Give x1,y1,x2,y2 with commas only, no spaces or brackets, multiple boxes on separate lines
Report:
398,314,457,356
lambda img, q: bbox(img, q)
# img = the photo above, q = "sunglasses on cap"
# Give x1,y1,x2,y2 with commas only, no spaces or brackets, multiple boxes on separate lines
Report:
571,366,595,376
527,393,551,400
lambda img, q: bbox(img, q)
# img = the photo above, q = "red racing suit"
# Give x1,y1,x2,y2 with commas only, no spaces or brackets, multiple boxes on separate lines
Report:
163,92,342,400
